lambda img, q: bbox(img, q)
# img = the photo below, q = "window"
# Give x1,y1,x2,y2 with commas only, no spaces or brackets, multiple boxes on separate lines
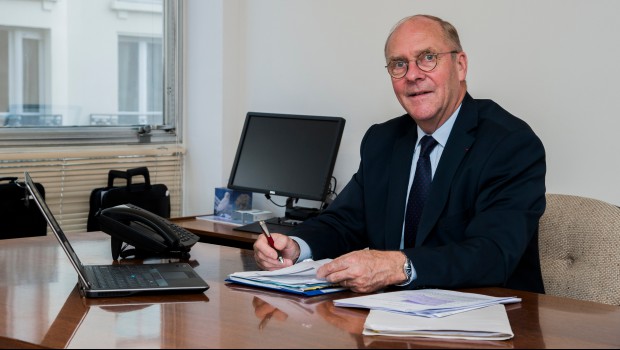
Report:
104,35,164,126
0,0,184,232
0,27,51,127
0,0,181,145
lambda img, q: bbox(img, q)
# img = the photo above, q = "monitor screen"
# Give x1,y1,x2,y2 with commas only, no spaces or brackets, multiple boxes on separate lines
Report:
228,112,345,202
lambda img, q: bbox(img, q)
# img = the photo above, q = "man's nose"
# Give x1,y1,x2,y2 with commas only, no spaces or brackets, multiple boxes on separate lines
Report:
404,61,425,81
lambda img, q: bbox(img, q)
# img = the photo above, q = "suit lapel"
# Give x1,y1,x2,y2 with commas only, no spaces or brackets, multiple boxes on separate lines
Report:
384,119,417,250
416,94,477,246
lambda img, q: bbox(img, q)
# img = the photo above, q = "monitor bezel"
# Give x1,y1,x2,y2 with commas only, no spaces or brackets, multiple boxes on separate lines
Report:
227,112,345,202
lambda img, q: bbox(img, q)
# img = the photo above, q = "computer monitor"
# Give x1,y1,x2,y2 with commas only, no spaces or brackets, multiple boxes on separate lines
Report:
228,112,345,232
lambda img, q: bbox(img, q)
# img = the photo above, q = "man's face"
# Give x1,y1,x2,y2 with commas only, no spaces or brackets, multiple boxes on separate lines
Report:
385,17,467,133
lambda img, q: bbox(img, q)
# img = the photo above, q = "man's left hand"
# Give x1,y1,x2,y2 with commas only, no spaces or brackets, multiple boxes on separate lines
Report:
316,250,407,293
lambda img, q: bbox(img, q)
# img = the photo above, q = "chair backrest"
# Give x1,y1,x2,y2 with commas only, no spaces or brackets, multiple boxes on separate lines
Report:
539,193,620,305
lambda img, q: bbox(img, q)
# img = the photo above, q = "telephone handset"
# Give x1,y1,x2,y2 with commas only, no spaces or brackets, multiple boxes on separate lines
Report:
97,203,200,260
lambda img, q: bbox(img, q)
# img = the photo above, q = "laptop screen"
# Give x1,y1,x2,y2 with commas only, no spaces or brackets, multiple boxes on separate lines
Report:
24,172,90,287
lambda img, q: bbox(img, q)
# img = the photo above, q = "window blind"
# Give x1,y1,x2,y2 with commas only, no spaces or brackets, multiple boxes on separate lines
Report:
0,145,184,234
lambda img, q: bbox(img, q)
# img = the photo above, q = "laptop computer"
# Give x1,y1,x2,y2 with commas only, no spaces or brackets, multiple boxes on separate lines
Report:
24,172,210,298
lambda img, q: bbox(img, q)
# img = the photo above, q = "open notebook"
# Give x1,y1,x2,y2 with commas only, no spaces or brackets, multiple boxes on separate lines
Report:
24,171,209,298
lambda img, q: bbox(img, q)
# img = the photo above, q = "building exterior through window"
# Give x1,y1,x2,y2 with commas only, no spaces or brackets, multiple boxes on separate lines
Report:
0,0,169,130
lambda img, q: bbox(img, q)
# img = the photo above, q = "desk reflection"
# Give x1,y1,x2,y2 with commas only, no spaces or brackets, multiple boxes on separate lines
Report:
39,285,209,349
253,296,289,329
315,300,366,334
236,284,370,347
241,284,549,349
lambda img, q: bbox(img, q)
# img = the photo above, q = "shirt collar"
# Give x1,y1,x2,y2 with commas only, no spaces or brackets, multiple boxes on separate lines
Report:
416,104,462,148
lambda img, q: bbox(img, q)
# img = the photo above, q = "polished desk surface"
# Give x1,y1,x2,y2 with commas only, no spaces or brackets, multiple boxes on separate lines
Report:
171,215,259,250
1,233,619,349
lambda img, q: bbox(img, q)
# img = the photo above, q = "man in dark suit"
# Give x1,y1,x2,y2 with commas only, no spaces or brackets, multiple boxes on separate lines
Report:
253,14,546,294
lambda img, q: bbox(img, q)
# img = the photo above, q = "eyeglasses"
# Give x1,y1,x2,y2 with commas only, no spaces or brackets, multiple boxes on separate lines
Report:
385,50,459,79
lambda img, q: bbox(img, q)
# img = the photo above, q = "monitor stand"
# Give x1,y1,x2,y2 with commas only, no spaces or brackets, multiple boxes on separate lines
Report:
284,197,321,221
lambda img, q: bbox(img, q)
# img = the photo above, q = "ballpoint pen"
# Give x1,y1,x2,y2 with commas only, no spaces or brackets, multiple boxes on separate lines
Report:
258,220,284,264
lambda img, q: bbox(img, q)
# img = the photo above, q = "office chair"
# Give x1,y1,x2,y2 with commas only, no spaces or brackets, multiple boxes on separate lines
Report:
538,193,620,305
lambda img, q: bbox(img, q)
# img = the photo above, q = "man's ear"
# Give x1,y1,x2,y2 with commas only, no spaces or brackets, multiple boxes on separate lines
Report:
457,51,468,82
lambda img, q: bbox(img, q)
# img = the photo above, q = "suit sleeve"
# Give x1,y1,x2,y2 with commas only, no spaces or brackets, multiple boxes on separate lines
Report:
287,126,377,258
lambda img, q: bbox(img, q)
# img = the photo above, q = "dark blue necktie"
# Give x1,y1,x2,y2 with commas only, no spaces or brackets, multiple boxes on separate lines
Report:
404,135,438,248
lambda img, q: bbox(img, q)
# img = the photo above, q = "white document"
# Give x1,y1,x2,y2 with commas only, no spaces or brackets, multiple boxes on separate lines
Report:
334,289,521,317
363,304,514,340
226,258,347,295
230,258,332,285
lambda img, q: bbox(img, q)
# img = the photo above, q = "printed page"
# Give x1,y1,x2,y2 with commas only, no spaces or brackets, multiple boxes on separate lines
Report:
334,289,521,317
230,259,332,285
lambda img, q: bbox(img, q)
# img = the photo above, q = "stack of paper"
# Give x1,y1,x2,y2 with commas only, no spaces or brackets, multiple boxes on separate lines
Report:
334,289,520,340
334,289,520,317
226,259,347,296
364,304,514,340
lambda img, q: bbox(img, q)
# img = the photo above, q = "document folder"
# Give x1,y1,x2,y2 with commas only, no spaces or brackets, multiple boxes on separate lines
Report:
226,259,347,296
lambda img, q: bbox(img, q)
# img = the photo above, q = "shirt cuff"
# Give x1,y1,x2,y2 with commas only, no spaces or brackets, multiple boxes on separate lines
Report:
290,236,312,262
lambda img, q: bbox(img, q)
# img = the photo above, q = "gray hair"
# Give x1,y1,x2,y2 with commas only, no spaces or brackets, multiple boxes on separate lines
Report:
384,14,463,59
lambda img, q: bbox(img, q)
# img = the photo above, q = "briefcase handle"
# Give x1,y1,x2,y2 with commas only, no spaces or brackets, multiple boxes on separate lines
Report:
107,167,152,190
0,177,18,183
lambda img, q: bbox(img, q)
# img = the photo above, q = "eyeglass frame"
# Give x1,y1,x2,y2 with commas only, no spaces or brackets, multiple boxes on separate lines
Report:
385,50,460,79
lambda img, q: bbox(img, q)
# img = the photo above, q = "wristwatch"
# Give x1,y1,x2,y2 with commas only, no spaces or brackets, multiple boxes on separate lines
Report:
396,256,415,287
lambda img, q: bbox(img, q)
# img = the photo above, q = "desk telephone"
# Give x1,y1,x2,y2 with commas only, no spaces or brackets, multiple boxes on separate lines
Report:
97,203,200,260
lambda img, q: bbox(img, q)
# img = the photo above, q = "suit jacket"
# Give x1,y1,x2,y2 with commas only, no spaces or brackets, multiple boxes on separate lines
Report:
291,93,546,293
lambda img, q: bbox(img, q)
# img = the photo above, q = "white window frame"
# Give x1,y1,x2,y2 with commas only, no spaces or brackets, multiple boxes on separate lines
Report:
0,27,49,125
0,0,182,147
8,29,46,114
117,34,163,126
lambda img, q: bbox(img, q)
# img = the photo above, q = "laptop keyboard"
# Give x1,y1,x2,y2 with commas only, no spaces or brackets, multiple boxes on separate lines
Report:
91,265,166,289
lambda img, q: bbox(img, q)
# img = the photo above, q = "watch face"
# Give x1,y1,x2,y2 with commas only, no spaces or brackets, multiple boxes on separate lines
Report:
396,258,413,287
405,259,413,278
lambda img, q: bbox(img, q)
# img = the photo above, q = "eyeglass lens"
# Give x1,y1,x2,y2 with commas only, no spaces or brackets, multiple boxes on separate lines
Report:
387,51,456,78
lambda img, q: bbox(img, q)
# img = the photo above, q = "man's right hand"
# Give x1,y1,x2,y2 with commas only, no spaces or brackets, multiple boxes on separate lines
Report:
253,232,300,270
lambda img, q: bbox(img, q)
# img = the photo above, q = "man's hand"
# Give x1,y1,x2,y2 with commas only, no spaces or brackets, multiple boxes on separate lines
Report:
253,232,300,270
316,250,407,293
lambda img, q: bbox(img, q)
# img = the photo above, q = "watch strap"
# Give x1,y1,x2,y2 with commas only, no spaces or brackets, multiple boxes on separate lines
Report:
395,257,415,287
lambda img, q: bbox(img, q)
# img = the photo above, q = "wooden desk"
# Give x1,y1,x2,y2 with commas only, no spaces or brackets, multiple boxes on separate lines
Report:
1,233,619,349
171,215,259,250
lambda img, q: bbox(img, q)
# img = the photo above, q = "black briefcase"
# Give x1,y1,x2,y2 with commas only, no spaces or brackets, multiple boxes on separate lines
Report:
87,167,171,232
0,176,47,239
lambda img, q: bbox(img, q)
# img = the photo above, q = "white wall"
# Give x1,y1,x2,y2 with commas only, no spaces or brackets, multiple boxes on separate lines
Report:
184,0,620,216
